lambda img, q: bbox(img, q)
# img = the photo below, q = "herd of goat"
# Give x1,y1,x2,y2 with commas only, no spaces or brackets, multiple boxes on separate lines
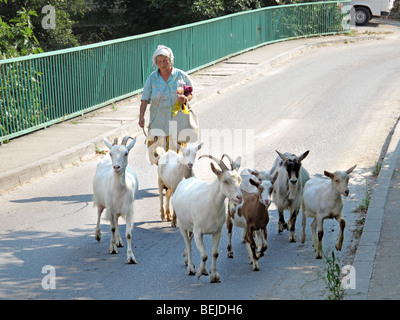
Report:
92,135,357,283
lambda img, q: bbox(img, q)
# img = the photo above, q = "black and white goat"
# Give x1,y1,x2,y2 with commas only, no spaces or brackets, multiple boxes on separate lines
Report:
271,150,310,242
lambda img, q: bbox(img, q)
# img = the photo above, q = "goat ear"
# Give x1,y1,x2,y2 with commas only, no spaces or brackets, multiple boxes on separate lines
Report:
346,164,357,175
249,169,258,176
233,156,241,171
127,137,137,151
104,138,113,150
324,171,334,179
299,150,310,162
276,150,287,162
210,162,221,176
196,142,204,151
249,178,259,188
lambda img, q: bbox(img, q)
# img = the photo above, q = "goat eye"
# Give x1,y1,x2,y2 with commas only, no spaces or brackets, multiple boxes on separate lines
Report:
335,179,339,183
223,179,228,184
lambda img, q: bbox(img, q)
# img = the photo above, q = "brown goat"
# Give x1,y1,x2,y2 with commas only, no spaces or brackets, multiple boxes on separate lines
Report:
226,175,276,271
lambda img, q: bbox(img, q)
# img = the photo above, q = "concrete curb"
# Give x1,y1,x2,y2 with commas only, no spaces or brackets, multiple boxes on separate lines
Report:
0,33,383,194
347,119,400,300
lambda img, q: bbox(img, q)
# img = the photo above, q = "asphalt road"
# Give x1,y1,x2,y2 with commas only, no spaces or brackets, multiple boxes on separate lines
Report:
1,36,400,300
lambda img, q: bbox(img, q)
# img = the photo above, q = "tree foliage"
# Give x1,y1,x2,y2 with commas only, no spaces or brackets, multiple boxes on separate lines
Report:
0,0,43,59
0,0,87,52
77,0,279,43
1,0,281,53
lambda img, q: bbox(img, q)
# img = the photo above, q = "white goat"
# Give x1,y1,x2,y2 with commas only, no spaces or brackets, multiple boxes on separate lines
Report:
301,165,357,259
171,154,243,283
93,136,139,264
155,143,203,227
271,150,310,242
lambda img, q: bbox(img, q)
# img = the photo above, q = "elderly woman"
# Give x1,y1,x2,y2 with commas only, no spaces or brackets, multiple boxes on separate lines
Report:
139,45,194,164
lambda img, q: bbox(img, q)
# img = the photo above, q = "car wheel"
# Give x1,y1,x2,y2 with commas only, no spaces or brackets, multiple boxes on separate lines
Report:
355,7,371,26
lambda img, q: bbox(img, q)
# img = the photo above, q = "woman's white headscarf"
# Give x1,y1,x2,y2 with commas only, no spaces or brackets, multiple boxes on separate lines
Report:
152,45,174,68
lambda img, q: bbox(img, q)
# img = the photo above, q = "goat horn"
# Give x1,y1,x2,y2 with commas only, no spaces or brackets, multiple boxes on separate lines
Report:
221,153,234,170
198,154,229,172
112,138,119,146
121,136,134,146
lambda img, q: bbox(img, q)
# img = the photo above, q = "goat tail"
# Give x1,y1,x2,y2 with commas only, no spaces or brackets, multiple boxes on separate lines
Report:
154,146,166,159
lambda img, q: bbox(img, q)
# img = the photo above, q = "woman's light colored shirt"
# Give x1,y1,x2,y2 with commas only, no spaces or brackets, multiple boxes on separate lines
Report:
142,68,193,137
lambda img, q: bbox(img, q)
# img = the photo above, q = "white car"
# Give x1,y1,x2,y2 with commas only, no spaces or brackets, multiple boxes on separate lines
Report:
352,0,395,25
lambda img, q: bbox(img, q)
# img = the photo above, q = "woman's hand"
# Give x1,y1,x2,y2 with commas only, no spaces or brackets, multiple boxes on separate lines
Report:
138,117,145,128
139,100,148,128
177,94,188,105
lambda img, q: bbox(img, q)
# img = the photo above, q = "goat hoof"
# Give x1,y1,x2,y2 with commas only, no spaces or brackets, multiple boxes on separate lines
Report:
210,273,221,283
188,265,196,275
160,207,166,221
278,222,288,233
197,268,208,279
289,233,297,242
95,233,101,242
109,247,118,254
116,238,124,247
127,257,137,264
227,252,234,258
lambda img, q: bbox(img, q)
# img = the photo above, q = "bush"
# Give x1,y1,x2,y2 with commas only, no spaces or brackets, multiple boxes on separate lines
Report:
0,0,43,59
0,0,45,137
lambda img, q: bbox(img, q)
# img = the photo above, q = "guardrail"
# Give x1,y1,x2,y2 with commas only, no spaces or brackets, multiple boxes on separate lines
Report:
0,1,351,143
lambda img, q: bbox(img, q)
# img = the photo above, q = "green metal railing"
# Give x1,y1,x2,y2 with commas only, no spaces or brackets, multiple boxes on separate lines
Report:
0,1,351,143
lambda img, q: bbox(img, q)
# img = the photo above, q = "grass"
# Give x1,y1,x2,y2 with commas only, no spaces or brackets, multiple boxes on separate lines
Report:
353,191,371,214
324,250,346,300
372,161,382,177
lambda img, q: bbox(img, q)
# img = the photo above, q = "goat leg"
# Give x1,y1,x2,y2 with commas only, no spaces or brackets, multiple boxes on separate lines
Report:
257,228,268,258
180,228,195,275
315,218,324,259
277,208,288,233
300,204,307,244
125,211,137,264
109,211,119,254
194,233,209,279
165,188,173,223
210,231,222,283
113,214,124,247
158,179,166,221
95,204,104,242
288,209,299,242
226,212,234,258
335,217,345,251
